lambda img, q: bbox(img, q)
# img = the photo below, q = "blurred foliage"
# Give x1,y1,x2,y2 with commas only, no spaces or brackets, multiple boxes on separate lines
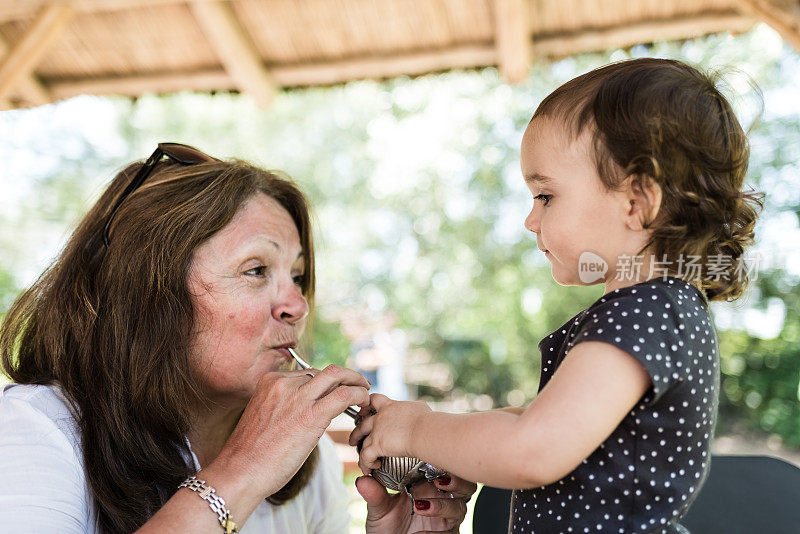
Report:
1,25,798,447
716,270,800,446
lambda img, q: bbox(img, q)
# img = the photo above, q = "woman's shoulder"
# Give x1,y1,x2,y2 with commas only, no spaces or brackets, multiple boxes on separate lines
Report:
0,383,94,529
0,382,83,457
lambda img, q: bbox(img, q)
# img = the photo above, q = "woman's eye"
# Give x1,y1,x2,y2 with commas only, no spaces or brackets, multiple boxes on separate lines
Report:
245,266,268,277
292,274,305,286
534,194,553,206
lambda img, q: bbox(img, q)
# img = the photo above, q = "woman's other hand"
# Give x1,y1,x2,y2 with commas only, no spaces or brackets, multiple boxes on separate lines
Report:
216,365,370,497
358,473,477,533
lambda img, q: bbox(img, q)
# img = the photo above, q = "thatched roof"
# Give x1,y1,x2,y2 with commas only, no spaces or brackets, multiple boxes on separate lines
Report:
1,0,798,110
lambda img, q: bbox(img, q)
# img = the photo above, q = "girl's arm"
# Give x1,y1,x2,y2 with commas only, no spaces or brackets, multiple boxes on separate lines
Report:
353,340,651,489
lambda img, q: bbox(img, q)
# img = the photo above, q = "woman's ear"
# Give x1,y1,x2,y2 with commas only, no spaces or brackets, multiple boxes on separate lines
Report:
623,174,662,231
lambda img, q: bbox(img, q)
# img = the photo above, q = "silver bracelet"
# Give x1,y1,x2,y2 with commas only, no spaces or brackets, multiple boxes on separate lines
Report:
179,475,239,534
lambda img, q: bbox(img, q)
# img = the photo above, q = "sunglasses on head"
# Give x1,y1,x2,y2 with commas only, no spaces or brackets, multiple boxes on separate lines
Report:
102,142,219,248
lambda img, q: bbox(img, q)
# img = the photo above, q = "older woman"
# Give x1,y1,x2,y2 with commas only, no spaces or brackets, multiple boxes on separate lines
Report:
0,143,474,533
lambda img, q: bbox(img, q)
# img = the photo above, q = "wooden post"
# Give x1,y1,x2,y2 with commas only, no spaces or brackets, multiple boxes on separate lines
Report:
493,0,531,84
189,0,276,108
0,4,72,103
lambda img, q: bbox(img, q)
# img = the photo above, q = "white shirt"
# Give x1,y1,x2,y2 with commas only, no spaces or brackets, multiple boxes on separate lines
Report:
0,383,350,533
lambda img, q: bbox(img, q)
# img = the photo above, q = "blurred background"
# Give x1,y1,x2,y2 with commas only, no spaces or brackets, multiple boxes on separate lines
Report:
1,1,800,531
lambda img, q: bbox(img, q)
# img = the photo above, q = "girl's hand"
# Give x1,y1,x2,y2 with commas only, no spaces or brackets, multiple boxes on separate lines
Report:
216,365,371,497
349,393,432,474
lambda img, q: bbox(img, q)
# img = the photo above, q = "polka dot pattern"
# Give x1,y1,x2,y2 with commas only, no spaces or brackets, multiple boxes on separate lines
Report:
511,277,719,533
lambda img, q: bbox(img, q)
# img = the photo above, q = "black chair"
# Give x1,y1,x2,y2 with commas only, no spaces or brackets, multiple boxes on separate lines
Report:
473,455,800,534
472,485,512,534
681,455,800,533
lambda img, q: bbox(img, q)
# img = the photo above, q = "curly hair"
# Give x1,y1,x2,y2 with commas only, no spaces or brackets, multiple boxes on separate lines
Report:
1,158,317,532
532,58,764,301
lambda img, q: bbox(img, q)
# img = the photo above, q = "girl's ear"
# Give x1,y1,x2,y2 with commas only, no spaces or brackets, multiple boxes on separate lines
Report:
623,174,662,231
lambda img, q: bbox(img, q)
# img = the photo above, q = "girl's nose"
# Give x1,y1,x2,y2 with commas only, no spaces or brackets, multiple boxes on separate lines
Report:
524,206,541,234
273,282,309,324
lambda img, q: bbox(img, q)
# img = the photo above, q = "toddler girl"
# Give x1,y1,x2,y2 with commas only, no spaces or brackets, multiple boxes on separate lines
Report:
351,58,762,533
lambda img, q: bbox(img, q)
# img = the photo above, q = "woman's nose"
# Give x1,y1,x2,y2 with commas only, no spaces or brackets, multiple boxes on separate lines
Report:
273,282,309,324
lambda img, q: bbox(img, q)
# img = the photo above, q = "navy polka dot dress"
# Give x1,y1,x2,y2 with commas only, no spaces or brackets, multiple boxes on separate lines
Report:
510,277,718,533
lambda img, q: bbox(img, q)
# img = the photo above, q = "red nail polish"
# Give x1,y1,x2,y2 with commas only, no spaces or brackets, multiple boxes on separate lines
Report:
414,499,431,511
437,475,452,486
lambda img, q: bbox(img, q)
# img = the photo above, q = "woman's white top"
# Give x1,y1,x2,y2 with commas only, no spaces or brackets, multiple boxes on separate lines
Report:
0,383,351,533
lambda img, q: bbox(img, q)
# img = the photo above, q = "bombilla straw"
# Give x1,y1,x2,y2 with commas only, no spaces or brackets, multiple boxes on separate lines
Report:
287,347,360,419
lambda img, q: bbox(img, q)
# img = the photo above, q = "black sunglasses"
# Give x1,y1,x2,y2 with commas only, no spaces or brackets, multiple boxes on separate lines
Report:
102,142,219,248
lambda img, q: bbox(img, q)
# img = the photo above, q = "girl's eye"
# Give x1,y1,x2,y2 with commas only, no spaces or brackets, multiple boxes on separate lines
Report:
245,266,268,277
534,194,553,206
292,274,305,286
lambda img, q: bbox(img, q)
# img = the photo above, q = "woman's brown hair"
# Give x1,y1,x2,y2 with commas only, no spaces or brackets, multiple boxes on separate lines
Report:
532,58,764,301
1,157,318,532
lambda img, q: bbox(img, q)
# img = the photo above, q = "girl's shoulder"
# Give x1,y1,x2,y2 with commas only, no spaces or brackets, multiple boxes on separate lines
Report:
575,276,715,351
569,277,717,406
574,276,712,337
591,277,708,314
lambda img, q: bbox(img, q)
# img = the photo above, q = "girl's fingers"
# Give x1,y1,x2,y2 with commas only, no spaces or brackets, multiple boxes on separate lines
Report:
368,392,391,409
349,413,374,446
358,436,380,475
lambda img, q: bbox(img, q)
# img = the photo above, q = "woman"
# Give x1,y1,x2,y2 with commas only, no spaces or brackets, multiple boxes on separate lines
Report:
0,143,474,533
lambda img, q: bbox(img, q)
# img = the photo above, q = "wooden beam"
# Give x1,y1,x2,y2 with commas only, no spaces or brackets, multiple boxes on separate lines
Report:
0,1,182,22
47,44,498,100
493,0,531,83
49,69,234,98
270,44,497,87
0,33,51,107
44,12,755,102
0,4,73,102
734,0,800,51
531,13,756,58
188,0,275,108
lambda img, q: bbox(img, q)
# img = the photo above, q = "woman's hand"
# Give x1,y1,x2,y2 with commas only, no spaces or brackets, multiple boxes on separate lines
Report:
358,473,477,534
350,393,432,475
215,365,371,497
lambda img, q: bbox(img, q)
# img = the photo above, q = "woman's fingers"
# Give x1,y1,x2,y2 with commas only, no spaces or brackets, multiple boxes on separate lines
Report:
300,364,371,400
433,474,477,500
313,383,370,422
410,496,467,521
